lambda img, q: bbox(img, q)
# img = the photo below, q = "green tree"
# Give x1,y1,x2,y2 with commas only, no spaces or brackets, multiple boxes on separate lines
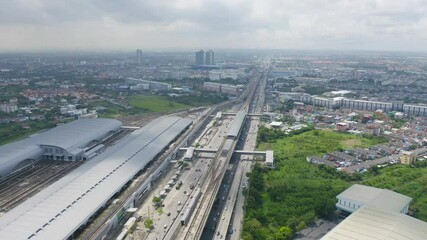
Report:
144,218,154,229
279,226,293,239
152,196,161,204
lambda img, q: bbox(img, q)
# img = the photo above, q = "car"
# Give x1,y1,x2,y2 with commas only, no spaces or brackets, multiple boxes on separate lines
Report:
177,201,181,205
163,224,168,229
167,212,171,216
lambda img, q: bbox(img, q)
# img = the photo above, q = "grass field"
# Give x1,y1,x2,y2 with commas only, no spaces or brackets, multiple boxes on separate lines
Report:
362,165,427,221
258,130,386,164
243,130,389,239
87,100,139,118
0,121,55,146
128,95,190,112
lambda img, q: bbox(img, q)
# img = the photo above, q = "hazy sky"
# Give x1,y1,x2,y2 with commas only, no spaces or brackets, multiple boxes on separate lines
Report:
1,0,427,52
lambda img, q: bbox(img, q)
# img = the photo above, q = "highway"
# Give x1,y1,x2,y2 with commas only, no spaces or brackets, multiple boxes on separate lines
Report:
205,66,268,240
120,66,268,240
128,114,233,239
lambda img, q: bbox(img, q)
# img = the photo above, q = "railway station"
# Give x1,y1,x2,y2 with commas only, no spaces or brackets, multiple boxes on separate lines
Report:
0,118,122,179
0,116,191,240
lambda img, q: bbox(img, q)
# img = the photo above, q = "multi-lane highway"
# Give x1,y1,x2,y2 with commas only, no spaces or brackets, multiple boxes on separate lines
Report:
119,66,269,240
204,69,267,240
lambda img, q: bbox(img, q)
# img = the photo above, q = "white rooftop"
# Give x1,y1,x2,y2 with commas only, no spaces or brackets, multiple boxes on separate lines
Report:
337,184,412,213
0,116,191,240
265,150,274,164
322,206,427,240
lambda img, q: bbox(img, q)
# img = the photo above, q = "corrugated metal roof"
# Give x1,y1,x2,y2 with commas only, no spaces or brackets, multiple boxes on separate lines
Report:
35,118,122,151
321,206,427,240
0,118,122,178
337,184,412,213
227,111,246,138
0,117,191,240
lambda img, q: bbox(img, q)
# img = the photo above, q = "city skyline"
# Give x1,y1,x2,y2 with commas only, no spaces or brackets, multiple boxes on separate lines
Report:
1,0,427,52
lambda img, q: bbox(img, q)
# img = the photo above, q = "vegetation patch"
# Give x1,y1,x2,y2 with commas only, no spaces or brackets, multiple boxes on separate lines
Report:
244,129,388,240
361,163,427,221
144,218,154,230
341,139,363,148
129,95,190,112
0,121,55,146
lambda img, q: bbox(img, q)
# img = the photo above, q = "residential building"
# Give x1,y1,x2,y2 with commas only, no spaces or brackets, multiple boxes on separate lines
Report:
136,49,143,64
205,49,215,65
400,151,416,165
195,50,205,65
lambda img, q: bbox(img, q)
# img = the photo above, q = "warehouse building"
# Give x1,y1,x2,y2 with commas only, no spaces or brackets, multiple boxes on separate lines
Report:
0,116,191,240
0,118,122,179
336,184,412,214
322,206,427,240
322,184,427,240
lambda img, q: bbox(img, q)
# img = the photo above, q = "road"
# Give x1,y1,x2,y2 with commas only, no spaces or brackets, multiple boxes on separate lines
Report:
127,116,233,239
202,66,267,240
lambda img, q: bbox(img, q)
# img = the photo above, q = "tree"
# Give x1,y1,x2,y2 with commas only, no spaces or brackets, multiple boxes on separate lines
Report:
279,226,293,239
144,218,154,229
152,196,161,204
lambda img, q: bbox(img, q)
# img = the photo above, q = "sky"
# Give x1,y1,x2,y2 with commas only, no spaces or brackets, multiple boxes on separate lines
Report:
1,0,427,52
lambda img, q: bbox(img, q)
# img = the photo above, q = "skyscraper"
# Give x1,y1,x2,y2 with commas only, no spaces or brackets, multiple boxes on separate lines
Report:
195,50,205,65
136,49,143,64
205,49,215,65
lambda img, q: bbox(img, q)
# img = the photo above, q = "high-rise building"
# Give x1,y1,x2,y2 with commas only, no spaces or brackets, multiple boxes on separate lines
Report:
136,49,143,64
205,49,215,65
195,50,205,65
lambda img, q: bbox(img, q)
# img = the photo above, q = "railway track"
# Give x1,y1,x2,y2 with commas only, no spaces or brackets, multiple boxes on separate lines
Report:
0,161,83,211
78,116,196,240
179,73,261,239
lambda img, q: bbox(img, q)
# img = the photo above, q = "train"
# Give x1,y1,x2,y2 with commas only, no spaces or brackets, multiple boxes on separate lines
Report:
180,188,202,226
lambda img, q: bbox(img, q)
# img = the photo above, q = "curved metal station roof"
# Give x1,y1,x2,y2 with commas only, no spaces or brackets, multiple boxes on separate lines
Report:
0,116,191,240
0,118,122,178
227,110,246,138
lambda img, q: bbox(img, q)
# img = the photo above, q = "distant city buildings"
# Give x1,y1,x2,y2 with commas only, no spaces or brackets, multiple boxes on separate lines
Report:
277,92,427,116
126,78,171,91
195,49,215,66
203,82,242,95
208,69,241,80
0,98,18,113
205,49,215,65
195,50,205,65
136,49,143,64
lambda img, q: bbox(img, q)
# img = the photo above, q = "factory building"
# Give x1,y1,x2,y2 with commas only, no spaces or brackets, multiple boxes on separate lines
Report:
0,118,122,179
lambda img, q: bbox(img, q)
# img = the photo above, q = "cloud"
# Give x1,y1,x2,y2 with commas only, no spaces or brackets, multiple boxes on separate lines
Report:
0,0,426,51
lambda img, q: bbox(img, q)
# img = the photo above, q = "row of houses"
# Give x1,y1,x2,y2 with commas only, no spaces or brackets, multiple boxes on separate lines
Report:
277,92,427,116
